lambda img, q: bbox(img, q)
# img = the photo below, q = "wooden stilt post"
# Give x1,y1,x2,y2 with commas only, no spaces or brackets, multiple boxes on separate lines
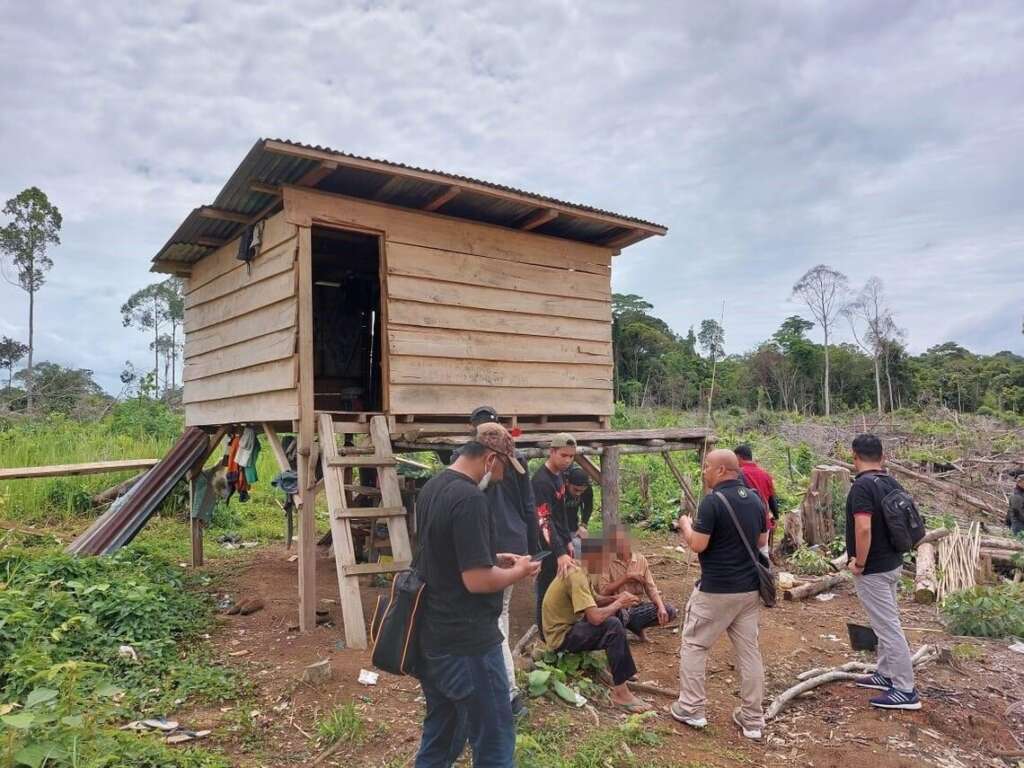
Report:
297,225,317,632
601,445,620,530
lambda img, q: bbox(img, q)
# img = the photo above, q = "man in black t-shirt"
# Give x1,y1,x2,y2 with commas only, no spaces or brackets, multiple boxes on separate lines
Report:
414,423,541,768
672,449,767,740
845,433,921,711
531,433,577,636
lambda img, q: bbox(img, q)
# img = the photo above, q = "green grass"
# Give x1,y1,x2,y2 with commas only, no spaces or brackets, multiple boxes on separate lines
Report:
316,702,365,745
515,712,663,768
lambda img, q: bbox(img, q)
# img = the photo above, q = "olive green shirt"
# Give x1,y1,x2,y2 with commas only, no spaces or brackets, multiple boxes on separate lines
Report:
542,566,597,651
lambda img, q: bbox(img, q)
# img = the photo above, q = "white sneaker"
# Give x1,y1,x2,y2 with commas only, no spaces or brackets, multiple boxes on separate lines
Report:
732,708,763,740
669,702,707,729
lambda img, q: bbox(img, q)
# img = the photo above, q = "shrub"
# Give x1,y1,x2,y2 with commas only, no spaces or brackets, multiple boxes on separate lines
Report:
316,703,365,745
789,546,831,576
942,584,1024,638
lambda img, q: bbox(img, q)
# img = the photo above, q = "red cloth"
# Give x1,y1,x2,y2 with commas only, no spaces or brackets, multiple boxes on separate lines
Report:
739,460,775,529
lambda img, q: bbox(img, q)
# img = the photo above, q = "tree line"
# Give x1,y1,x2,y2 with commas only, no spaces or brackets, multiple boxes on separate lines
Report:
1,186,186,415
614,265,1024,417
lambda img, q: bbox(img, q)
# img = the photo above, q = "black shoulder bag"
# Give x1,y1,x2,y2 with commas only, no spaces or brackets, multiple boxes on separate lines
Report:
369,512,432,676
870,475,926,553
713,491,777,608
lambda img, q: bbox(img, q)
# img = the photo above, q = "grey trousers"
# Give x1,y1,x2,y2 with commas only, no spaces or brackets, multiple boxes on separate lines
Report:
854,567,915,692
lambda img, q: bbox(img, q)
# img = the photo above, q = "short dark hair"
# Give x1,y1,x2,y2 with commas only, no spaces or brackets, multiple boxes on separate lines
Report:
734,444,753,461
580,537,605,555
457,440,490,459
851,433,883,462
566,467,590,486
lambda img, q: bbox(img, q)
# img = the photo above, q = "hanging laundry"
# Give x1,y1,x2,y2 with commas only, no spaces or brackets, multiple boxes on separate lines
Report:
243,436,261,485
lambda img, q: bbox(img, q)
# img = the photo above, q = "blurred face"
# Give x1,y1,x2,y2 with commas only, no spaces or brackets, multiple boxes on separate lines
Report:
613,529,630,558
581,547,610,573
550,446,576,473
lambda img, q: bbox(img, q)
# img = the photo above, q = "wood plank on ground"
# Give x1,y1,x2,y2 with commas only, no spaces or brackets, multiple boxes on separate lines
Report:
0,459,160,481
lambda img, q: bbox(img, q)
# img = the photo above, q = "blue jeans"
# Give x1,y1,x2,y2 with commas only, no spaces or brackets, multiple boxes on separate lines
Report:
414,643,514,768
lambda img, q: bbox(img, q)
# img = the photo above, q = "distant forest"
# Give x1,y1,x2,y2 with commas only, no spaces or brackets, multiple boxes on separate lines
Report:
613,293,1024,416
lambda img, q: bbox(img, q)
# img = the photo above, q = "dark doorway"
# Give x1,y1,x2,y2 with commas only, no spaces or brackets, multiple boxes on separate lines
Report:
311,227,383,412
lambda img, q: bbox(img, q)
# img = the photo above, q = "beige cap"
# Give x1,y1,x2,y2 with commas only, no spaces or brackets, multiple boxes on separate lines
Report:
549,433,577,449
475,422,526,474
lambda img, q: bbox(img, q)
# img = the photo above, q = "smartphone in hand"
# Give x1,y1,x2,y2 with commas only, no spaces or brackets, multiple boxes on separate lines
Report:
531,550,551,563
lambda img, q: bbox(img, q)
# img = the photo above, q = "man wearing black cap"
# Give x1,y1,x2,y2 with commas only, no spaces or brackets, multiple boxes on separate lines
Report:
455,406,538,718
564,466,596,553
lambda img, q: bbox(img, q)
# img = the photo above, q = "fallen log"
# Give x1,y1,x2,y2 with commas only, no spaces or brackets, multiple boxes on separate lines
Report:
914,542,937,604
784,571,852,601
980,548,1023,568
979,535,1024,552
91,472,146,507
768,645,935,720
920,528,951,545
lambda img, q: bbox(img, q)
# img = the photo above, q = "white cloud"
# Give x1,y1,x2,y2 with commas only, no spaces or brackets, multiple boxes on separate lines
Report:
0,0,1022,392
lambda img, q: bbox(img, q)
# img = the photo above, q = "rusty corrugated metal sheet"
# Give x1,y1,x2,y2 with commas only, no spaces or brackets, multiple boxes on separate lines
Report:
67,428,209,556
152,137,667,268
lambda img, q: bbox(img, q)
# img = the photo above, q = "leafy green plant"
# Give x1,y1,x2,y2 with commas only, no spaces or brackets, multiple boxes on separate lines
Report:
788,546,831,576
942,584,1024,638
527,652,607,705
316,703,365,745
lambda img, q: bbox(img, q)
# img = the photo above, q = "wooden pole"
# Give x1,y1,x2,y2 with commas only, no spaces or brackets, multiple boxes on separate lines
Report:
297,225,317,632
189,475,203,567
601,446,620,529
661,450,698,513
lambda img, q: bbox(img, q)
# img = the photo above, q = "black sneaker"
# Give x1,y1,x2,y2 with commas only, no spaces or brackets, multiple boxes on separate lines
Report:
870,688,921,710
511,694,528,719
855,673,893,691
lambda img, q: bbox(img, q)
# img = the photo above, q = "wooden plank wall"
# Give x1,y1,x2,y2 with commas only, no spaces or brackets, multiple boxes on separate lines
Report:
182,210,300,426
284,187,615,418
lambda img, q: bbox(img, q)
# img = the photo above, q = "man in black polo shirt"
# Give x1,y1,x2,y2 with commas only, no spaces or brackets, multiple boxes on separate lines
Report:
672,449,767,740
845,433,921,710
414,423,541,768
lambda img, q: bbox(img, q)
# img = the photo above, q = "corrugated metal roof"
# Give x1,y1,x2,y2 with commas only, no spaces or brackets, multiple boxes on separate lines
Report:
152,138,667,270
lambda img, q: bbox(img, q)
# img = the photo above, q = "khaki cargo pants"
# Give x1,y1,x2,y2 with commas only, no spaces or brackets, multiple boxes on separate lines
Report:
676,588,765,730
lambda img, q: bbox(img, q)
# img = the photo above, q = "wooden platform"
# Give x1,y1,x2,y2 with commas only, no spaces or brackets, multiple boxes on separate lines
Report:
394,427,713,454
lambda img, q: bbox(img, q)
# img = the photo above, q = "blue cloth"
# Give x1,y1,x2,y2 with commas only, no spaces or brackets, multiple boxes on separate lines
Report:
414,643,513,768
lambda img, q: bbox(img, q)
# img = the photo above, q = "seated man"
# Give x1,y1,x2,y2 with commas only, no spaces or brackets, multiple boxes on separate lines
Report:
542,538,651,713
597,524,677,641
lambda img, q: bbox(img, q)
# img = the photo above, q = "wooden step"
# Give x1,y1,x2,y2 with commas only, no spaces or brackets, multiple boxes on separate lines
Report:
328,456,398,468
335,506,408,520
345,484,382,496
343,561,411,576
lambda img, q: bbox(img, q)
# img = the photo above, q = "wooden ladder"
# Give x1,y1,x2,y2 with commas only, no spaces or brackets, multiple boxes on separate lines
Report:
317,412,413,650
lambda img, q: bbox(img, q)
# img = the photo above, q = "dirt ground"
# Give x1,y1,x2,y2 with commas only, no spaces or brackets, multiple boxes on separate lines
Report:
182,538,1024,767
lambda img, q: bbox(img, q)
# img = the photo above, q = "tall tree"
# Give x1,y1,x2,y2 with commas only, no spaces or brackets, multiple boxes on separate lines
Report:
0,336,29,389
0,187,62,411
163,277,185,391
697,318,725,360
844,276,901,414
792,265,848,416
121,282,175,395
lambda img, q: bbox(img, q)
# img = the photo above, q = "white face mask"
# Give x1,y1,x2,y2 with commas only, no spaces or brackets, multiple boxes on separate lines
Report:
478,470,493,491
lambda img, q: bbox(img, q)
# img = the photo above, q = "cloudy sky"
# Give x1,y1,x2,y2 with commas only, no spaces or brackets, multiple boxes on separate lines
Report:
1,1,1022,392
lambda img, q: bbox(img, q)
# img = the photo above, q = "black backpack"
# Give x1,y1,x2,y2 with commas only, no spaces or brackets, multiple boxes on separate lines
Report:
871,475,926,552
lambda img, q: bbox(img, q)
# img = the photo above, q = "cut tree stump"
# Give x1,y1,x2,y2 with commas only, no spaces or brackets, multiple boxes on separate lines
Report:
914,542,937,604
800,466,850,546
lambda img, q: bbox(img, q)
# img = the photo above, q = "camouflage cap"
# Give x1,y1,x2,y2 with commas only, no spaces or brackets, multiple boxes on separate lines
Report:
475,422,526,474
549,433,577,449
